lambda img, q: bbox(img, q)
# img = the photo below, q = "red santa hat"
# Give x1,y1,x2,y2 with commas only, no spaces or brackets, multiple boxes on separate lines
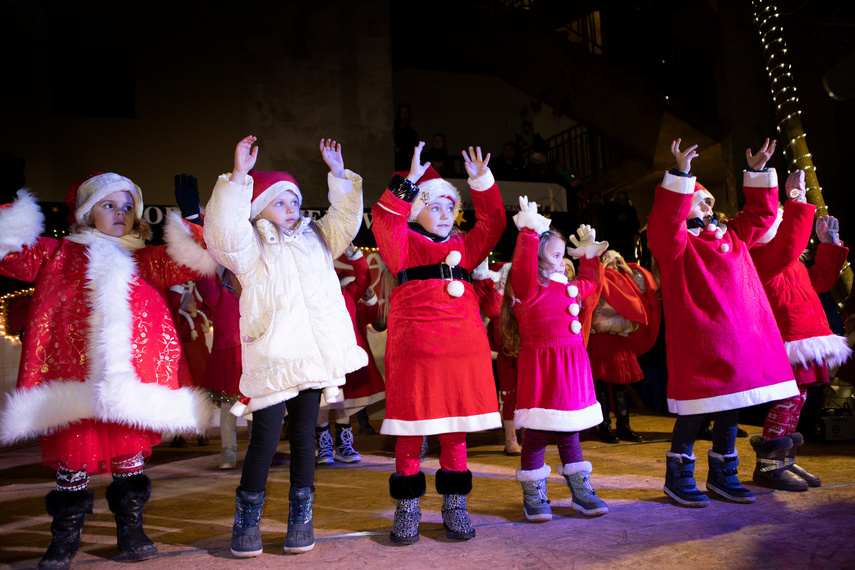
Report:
394,166,460,222
248,169,302,221
65,172,144,226
691,181,715,211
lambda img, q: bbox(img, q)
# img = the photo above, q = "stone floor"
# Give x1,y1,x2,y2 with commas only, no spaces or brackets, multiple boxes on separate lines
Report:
1,412,854,569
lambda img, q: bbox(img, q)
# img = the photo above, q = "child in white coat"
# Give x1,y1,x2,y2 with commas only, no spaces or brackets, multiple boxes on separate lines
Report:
204,136,367,557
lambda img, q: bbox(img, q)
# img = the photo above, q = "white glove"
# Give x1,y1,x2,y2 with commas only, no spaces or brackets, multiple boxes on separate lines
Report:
566,224,609,259
785,170,806,202
816,215,841,245
512,195,551,235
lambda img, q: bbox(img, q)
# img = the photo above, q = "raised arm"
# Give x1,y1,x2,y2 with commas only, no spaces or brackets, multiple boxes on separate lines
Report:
460,146,507,268
313,139,364,259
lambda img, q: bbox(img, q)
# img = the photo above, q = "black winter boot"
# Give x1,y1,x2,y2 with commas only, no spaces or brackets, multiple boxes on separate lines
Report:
230,487,265,557
786,432,820,487
595,382,619,444
105,474,158,561
614,388,643,442
389,472,426,544
284,486,315,553
750,435,809,491
706,450,755,503
435,469,475,540
38,489,94,570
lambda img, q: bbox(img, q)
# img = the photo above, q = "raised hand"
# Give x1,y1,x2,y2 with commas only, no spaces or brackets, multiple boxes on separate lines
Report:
816,215,841,245
174,173,200,219
513,194,551,234
785,169,806,201
232,136,258,184
671,138,698,174
567,224,609,259
746,138,777,171
462,146,490,179
406,141,430,183
320,138,345,179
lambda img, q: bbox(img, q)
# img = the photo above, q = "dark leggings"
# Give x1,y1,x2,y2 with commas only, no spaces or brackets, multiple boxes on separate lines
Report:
670,409,739,456
240,389,321,493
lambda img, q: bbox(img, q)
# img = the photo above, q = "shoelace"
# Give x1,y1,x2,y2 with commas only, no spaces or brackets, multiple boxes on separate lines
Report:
338,428,358,454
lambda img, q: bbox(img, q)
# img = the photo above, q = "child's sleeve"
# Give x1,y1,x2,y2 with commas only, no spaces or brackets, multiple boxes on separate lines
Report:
751,200,814,278
646,172,694,264
727,170,780,247
510,229,540,301
162,211,218,279
575,256,603,301
343,250,371,303
0,190,52,282
462,171,507,269
203,174,261,276
810,242,849,294
194,274,222,308
371,190,413,275
315,170,364,259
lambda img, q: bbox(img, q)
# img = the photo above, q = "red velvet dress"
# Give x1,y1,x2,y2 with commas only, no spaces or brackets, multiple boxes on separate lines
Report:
195,275,242,396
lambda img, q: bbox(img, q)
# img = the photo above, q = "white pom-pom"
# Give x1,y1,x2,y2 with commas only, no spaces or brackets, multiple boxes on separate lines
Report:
447,280,465,297
715,229,725,239
568,303,580,316
445,250,462,266
570,321,582,334
705,224,716,233
567,285,579,298
719,243,730,253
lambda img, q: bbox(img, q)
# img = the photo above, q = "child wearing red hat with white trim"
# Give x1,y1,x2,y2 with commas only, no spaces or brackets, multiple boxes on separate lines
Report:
371,142,506,544
0,163,217,568
204,136,367,557
647,138,799,508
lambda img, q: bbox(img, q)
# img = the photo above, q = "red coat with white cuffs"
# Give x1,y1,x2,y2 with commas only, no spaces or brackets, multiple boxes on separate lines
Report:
371,170,506,436
749,200,851,381
511,228,604,432
0,191,216,445
647,171,798,415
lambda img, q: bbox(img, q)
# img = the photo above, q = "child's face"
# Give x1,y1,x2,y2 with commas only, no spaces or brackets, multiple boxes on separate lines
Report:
92,191,135,237
544,237,566,276
416,197,455,237
688,198,714,224
259,190,301,230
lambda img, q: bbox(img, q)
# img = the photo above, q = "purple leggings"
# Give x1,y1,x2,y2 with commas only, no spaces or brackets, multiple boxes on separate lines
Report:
520,429,584,470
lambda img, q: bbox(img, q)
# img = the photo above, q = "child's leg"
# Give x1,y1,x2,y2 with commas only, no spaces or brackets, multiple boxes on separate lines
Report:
520,429,551,470
435,432,474,540
515,430,552,522
664,414,710,507
390,436,426,543
554,431,583,466
762,390,807,440
705,409,754,503
316,408,330,428
240,401,289,493
595,381,619,443
395,436,424,475
107,452,158,560
710,409,739,455
220,408,238,467
333,409,361,463
752,387,813,491
670,414,707,455
41,465,94,568
314,407,334,465
284,390,322,489
554,431,608,516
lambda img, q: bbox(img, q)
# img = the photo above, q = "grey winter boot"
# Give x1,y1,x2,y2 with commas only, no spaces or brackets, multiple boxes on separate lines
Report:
38,489,94,570
749,435,809,491
389,472,426,544
230,487,264,558
516,465,552,522
787,432,820,487
663,452,709,507
283,486,315,554
436,469,475,540
706,450,756,502
105,474,158,561
559,461,608,516
315,425,334,465
334,423,362,463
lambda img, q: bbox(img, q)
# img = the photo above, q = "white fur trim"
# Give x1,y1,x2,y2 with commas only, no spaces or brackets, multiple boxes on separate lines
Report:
516,464,552,482
0,382,95,445
786,334,853,369
0,190,44,258
743,168,778,189
339,276,356,288
708,449,738,460
514,402,603,432
665,451,696,461
379,411,501,436
408,178,460,222
667,379,799,415
468,168,496,192
345,249,363,261
557,461,593,476
549,273,568,285
229,400,249,418
660,172,696,195
75,173,144,225
163,211,218,276
323,386,343,404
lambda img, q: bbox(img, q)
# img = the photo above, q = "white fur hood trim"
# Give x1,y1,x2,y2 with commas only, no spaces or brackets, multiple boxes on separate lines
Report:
0,189,44,258
164,211,218,276
785,334,853,369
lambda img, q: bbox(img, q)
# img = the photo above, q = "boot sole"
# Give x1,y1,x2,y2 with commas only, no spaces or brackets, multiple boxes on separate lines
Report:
751,477,808,492
390,532,420,545
524,512,552,522
316,458,334,465
230,547,263,558
284,543,315,554
334,454,362,463
705,483,756,503
571,501,608,516
663,486,709,508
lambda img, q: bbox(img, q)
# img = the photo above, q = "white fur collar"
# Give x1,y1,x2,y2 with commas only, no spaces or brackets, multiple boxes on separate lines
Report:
66,227,145,251
549,273,569,284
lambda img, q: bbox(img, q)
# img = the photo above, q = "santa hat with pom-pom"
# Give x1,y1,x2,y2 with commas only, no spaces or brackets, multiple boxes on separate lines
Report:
394,166,460,222
65,172,144,226
691,181,714,212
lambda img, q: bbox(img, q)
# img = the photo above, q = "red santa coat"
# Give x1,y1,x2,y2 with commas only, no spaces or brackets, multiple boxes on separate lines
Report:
647,171,798,415
511,228,604,432
0,193,216,466
371,170,506,436
750,200,851,385
196,274,243,396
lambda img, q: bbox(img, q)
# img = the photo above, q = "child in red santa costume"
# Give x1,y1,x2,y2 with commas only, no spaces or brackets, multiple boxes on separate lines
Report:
589,249,660,444
0,167,216,568
648,138,799,508
748,169,851,490
506,197,609,522
314,243,386,465
371,142,506,544
204,136,367,557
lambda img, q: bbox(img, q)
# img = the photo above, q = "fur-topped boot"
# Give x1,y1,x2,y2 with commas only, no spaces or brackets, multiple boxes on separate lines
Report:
105,474,158,561
664,452,709,507
787,433,820,487
435,469,475,540
516,464,552,522
749,435,808,491
559,461,608,516
389,472,426,544
706,450,755,502
38,489,94,570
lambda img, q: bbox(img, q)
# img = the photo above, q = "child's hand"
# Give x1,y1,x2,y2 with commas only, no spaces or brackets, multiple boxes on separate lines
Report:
462,146,491,179
816,215,841,245
567,224,609,259
513,195,551,234
407,142,430,182
785,169,806,202
671,138,698,174
746,138,777,171
320,138,345,179
231,136,258,184
174,173,200,219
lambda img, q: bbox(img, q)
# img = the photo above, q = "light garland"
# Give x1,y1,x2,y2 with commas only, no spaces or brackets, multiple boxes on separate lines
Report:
0,288,35,343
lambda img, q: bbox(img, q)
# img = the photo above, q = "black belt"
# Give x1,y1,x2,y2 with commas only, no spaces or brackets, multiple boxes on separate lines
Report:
397,263,471,284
